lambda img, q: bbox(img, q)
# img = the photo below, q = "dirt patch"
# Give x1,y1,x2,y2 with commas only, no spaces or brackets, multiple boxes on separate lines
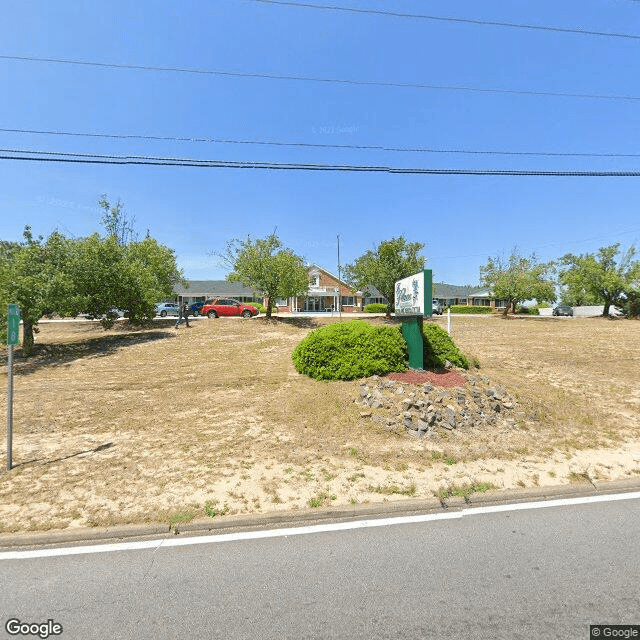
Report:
0,315,639,535
387,370,468,388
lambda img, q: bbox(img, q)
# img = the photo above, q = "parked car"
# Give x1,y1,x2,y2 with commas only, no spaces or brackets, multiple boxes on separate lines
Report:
189,302,205,317
432,300,443,315
553,305,573,317
201,299,259,319
155,302,180,317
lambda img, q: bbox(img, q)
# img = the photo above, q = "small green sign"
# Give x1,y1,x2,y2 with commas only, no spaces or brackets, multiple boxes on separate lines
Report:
7,304,20,345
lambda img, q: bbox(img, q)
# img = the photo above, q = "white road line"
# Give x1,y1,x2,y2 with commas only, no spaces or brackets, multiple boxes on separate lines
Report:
2,491,639,560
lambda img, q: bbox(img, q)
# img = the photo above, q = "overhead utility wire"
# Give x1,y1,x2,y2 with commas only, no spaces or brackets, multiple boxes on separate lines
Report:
2,148,640,176
0,55,637,102
250,0,640,41
3,128,640,158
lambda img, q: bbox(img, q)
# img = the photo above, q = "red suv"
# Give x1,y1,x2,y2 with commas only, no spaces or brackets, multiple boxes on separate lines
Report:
201,298,260,319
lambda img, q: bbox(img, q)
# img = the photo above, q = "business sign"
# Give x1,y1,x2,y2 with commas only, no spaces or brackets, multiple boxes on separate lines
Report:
7,304,20,345
394,269,433,317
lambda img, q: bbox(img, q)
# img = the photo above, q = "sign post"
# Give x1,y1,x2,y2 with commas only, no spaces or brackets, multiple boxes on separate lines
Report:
7,304,20,471
394,270,433,370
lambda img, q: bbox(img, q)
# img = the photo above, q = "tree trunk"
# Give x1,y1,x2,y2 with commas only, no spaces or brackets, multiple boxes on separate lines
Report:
22,321,35,356
603,301,610,316
265,295,272,319
386,301,393,319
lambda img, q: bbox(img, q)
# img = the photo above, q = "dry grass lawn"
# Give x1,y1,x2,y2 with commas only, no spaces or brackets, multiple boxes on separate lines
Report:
0,314,639,534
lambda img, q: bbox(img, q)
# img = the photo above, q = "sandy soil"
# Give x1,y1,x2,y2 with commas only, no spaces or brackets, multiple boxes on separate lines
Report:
0,314,638,534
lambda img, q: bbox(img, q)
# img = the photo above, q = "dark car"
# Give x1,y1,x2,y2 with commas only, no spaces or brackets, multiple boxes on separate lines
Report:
553,305,573,317
201,298,259,319
189,302,205,317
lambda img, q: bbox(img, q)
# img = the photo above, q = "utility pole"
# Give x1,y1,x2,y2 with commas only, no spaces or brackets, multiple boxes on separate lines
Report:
337,235,342,320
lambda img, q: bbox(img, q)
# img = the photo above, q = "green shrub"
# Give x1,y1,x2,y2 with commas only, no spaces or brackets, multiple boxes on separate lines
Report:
448,305,493,314
364,303,388,313
251,302,267,314
292,320,407,381
422,323,470,369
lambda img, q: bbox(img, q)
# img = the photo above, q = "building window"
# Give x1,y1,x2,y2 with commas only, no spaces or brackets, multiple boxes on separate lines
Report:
276,298,288,307
310,274,319,287
342,296,356,306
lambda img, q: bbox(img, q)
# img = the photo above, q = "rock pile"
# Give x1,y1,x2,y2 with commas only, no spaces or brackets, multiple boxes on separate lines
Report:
355,374,522,438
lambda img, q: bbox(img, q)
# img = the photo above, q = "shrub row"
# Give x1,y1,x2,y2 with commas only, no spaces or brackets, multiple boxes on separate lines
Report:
364,303,388,313
448,305,493,314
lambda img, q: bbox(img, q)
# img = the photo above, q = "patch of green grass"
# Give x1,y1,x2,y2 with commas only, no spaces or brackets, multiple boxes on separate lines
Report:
309,492,329,508
169,511,195,525
204,500,229,518
321,468,337,481
436,482,496,501
568,471,591,484
348,472,365,483
547,471,556,478
367,483,416,497
348,448,358,457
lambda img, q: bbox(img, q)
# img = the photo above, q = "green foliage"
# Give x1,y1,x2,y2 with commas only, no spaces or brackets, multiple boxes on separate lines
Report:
0,196,183,353
422,323,470,370
480,248,556,316
251,302,267,314
448,305,493,314
343,236,425,317
558,244,640,316
364,303,388,313
292,320,408,381
221,233,308,319
619,291,640,318
516,305,538,315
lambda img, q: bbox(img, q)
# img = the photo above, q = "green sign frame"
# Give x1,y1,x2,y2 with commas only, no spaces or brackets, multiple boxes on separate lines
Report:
7,304,20,346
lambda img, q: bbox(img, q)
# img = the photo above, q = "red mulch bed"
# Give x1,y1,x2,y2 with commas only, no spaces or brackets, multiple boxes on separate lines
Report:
386,370,467,388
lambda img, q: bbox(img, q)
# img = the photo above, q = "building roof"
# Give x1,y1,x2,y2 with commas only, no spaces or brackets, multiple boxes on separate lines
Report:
432,282,485,299
174,280,259,297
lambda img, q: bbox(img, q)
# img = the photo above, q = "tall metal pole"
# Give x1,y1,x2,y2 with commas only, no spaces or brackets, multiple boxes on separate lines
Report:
337,235,342,320
7,344,13,471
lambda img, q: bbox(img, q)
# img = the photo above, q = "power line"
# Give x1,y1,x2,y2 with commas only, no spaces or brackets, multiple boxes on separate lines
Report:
3,127,640,158
2,147,640,176
1,55,638,102
250,0,640,41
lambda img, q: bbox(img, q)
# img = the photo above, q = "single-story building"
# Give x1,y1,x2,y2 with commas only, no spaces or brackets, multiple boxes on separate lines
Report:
173,280,260,306
173,271,510,313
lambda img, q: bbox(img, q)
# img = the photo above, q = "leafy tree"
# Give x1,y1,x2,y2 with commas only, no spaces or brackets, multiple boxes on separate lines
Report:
479,248,555,316
99,194,137,245
0,227,73,354
221,233,309,319
558,244,640,316
66,233,183,327
343,236,425,318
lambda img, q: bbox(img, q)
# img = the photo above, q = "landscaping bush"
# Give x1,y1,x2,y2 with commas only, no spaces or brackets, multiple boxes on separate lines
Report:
292,320,407,381
448,305,493,314
364,303,388,313
251,302,267,314
422,323,470,369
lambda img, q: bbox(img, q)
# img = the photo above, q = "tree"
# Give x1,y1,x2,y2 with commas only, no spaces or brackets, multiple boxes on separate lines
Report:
343,236,425,318
479,248,555,316
0,227,73,354
558,244,640,316
221,233,309,319
99,195,136,245
66,233,183,326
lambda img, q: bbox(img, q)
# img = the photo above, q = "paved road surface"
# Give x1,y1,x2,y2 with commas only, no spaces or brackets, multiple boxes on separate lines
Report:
1,497,639,639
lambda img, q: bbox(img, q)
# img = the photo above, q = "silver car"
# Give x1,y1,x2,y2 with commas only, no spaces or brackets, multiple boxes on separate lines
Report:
155,303,180,317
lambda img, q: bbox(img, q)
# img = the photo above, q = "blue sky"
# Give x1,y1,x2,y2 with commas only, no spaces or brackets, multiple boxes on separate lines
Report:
1,0,639,286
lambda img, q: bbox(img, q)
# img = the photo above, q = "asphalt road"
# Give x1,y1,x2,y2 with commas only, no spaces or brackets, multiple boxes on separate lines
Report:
1,496,639,640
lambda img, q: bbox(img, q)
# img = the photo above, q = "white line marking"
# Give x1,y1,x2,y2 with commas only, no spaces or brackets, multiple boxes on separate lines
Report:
2,491,639,560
